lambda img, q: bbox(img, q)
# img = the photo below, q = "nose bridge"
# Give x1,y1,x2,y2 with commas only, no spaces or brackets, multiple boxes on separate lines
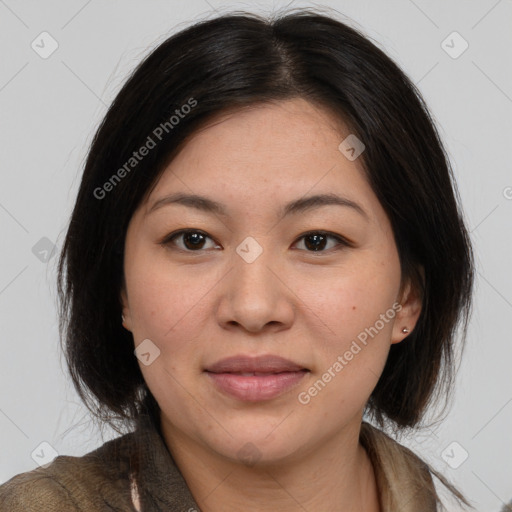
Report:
233,235,278,297
218,235,292,332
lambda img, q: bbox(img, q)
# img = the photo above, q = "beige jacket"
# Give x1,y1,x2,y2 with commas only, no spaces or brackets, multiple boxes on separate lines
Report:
0,412,440,511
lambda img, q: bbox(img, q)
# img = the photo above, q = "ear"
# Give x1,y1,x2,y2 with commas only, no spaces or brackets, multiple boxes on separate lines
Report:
120,286,132,332
391,267,424,344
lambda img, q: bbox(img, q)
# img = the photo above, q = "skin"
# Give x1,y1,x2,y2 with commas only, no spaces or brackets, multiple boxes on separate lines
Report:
121,98,422,512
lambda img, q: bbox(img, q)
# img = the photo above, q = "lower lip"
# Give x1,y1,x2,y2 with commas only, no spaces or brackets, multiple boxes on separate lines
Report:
205,370,309,401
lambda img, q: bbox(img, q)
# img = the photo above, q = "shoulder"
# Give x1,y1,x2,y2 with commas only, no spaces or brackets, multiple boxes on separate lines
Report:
361,421,434,475
360,422,440,511
0,431,138,512
0,470,85,512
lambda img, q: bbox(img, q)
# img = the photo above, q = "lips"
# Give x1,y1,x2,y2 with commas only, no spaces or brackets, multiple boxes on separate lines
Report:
204,354,308,374
204,355,309,401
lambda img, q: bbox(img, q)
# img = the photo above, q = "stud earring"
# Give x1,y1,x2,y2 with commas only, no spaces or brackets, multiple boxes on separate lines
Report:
402,327,409,334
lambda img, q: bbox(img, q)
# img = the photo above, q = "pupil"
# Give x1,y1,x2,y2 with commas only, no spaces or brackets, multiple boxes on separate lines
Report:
305,234,326,251
185,232,204,249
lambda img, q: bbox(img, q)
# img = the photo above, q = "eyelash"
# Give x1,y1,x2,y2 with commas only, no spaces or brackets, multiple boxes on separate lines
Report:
160,229,352,254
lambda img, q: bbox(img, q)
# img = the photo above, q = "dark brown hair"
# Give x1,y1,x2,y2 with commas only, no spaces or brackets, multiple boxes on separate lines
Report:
57,8,474,441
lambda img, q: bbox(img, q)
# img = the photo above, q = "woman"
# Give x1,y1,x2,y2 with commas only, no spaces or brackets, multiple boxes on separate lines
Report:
0,8,475,511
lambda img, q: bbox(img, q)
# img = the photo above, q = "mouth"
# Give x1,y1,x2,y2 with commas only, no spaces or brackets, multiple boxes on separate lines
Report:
215,371,302,376
204,355,310,401
204,354,309,374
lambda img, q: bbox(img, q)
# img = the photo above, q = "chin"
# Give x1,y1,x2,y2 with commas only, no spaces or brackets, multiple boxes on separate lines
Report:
205,421,307,466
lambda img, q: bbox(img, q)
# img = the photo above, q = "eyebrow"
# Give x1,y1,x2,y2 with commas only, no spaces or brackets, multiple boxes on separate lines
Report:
148,192,369,221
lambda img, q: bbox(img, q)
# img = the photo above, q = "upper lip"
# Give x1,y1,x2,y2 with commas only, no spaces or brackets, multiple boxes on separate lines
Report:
204,355,308,373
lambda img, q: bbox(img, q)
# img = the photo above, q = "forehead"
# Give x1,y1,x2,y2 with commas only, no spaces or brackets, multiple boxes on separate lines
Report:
168,98,350,170
143,98,381,223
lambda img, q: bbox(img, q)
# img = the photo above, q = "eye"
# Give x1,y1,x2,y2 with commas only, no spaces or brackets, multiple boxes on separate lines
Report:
161,229,350,253
292,231,350,253
161,229,219,252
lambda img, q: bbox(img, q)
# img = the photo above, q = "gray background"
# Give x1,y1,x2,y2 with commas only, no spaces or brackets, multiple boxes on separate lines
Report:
0,1,511,510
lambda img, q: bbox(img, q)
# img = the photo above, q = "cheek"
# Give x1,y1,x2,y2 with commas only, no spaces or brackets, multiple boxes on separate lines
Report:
296,275,399,420
125,261,209,403
303,251,400,341
124,251,217,354
296,249,401,408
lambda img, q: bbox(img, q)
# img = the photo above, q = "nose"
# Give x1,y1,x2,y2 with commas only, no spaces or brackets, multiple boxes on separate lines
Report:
215,244,295,334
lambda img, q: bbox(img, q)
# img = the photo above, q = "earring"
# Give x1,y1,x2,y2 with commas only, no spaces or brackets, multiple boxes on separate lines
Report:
402,327,409,334
122,314,126,323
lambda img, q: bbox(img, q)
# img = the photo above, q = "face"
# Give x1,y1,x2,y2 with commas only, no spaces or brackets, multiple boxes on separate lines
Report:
121,98,421,465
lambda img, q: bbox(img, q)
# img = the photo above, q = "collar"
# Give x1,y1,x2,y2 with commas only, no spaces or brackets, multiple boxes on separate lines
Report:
130,412,200,511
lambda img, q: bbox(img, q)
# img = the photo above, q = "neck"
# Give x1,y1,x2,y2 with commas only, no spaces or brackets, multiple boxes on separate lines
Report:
160,417,381,512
